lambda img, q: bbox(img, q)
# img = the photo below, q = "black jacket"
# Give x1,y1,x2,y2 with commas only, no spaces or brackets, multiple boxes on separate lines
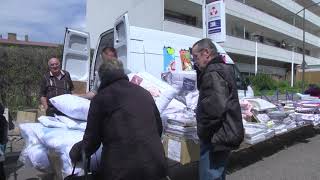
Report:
0,103,8,145
71,69,167,180
196,56,244,151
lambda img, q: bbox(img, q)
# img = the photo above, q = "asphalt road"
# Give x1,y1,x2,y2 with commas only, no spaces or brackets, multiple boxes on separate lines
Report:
4,126,320,180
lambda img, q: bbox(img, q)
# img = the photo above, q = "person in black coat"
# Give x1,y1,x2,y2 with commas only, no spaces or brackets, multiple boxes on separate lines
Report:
70,58,167,180
0,103,8,179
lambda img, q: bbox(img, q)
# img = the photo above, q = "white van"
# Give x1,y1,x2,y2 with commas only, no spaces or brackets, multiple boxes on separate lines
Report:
61,13,252,98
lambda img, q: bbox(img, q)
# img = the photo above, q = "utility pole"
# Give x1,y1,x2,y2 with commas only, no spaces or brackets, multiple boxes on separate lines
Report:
302,9,306,91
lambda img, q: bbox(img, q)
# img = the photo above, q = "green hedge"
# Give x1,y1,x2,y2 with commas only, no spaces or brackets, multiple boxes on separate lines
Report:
248,74,304,96
0,45,62,113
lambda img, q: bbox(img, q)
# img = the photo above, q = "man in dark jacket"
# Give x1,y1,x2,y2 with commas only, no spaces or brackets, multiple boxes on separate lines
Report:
192,38,244,180
0,103,8,179
70,58,167,180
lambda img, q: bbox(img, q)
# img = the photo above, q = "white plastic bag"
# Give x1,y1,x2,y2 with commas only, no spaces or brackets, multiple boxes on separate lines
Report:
40,129,84,176
38,116,67,128
54,115,86,131
166,71,197,90
19,123,48,147
19,123,52,172
49,94,90,120
20,144,51,173
128,72,178,113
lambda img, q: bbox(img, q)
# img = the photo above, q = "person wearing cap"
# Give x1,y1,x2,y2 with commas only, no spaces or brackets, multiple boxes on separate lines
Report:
40,57,74,116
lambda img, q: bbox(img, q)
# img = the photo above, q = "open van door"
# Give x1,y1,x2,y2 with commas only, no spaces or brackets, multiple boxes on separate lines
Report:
62,28,91,94
90,29,114,90
114,13,130,69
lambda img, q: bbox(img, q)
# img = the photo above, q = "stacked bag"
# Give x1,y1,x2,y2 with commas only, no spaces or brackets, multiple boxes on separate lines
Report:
161,71,199,140
19,94,100,178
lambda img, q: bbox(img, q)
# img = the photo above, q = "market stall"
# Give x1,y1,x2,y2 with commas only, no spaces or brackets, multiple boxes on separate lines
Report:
18,71,320,178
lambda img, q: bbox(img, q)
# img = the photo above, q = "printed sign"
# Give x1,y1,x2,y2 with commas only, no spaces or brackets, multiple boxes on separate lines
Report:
206,0,226,42
168,139,181,162
182,78,196,91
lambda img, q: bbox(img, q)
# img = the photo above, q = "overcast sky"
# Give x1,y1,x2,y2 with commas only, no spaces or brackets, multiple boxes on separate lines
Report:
0,0,86,44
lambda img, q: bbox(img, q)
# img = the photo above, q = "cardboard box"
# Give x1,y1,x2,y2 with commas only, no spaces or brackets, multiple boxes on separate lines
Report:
37,108,46,119
73,81,87,94
16,111,37,123
162,134,200,165
9,111,37,136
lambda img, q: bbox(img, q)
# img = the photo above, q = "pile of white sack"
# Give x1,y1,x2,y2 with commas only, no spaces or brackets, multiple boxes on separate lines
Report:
19,95,101,178
161,71,199,140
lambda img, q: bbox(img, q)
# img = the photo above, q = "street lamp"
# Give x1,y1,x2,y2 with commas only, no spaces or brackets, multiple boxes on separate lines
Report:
252,34,260,76
293,1,320,91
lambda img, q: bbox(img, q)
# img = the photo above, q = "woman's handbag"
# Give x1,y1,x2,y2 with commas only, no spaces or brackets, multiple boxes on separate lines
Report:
64,149,94,180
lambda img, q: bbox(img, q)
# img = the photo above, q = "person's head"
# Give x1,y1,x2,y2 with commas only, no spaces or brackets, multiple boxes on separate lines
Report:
102,47,118,61
98,57,124,83
192,38,218,70
48,58,61,76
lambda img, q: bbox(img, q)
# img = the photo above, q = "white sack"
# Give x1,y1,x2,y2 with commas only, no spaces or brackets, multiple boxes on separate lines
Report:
19,123,47,147
20,144,51,173
19,123,51,172
162,99,186,115
128,72,178,113
49,94,90,120
185,90,199,110
41,129,84,177
167,71,197,90
245,98,277,111
54,115,86,131
38,116,67,128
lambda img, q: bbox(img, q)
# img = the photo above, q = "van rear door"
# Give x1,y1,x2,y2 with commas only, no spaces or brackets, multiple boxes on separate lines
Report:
114,13,130,69
62,28,91,93
90,29,114,90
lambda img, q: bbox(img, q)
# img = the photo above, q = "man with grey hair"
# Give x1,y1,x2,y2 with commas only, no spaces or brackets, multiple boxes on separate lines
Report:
192,38,244,180
70,58,168,180
40,57,74,116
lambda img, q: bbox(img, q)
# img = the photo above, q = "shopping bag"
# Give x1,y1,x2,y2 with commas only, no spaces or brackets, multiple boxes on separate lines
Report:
64,149,94,180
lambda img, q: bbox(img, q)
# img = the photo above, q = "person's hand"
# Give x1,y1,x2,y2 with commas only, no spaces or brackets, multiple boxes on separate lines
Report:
39,104,48,111
69,141,83,164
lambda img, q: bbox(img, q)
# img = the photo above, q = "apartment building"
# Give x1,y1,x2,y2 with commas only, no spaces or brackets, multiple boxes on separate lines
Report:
86,0,320,79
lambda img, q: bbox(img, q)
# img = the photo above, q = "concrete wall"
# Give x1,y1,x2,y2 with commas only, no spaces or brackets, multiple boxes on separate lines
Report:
226,0,320,48
221,35,320,65
270,0,320,29
163,20,202,38
86,0,164,48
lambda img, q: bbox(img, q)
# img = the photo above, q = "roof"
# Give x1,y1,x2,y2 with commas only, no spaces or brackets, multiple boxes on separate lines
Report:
0,39,59,48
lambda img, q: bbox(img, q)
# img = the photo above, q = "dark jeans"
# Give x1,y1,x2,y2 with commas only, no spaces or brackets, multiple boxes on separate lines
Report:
199,142,230,180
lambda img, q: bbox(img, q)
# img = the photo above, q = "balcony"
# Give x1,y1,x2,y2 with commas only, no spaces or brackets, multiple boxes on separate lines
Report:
221,36,320,65
226,0,320,48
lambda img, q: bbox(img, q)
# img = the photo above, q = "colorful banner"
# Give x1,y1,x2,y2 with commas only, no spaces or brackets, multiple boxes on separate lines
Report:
163,47,176,72
179,50,193,71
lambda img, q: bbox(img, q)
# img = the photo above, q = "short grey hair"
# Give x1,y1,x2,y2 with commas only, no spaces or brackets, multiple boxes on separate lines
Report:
98,58,124,78
48,57,60,66
192,38,218,56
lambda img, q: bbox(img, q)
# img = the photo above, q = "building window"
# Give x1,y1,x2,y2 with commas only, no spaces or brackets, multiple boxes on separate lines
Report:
164,9,198,27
